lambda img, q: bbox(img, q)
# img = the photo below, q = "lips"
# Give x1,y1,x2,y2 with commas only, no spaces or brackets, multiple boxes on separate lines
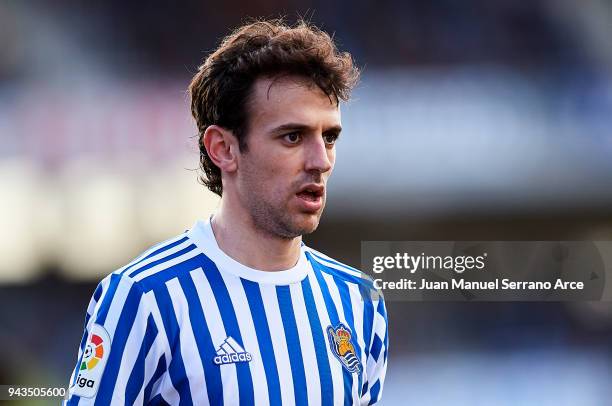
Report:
295,184,324,211
296,184,324,200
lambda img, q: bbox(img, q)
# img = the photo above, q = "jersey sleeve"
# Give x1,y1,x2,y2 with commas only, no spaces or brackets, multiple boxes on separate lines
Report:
64,274,167,405
361,294,389,405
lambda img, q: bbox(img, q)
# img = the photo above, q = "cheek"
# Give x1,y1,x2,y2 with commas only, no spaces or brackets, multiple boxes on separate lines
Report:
249,161,291,195
328,150,336,171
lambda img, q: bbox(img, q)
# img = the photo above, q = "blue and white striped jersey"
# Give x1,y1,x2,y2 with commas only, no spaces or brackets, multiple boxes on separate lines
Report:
65,219,388,405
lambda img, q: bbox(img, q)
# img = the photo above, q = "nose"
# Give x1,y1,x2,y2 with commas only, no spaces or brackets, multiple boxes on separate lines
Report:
304,136,333,174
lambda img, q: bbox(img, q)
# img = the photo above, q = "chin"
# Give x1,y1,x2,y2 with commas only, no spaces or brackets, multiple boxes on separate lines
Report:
294,214,321,235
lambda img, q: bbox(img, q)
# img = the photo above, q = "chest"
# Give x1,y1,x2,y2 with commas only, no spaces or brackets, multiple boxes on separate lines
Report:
161,275,369,405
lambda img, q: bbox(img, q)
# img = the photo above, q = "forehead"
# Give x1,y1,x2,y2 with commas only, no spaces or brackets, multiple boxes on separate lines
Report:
246,75,341,132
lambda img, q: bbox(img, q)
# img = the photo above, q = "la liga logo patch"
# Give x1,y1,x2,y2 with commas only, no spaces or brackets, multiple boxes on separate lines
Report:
81,333,105,371
327,323,361,373
70,324,111,398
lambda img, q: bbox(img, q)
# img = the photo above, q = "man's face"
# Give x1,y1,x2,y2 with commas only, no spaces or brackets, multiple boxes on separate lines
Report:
234,75,341,239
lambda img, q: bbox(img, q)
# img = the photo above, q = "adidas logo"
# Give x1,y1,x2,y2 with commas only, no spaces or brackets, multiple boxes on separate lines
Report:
213,336,253,365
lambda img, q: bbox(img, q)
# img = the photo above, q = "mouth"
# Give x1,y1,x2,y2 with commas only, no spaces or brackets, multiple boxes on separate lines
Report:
296,184,324,201
295,184,324,211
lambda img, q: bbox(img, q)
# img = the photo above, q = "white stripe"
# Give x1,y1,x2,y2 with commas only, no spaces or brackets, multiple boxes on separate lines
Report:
364,297,387,404
225,336,244,353
86,283,105,318
372,300,387,349
86,275,113,329
321,272,360,402
103,276,135,338
190,268,238,405
289,282,321,406
131,246,200,282
220,341,235,354
157,369,181,405
110,292,151,403
349,284,368,404
166,277,210,405
116,233,188,275
148,291,179,404
306,249,362,277
220,272,269,406
125,239,193,279
366,351,378,381
68,277,112,389
132,328,164,403
307,273,345,404
84,277,113,330
144,302,209,405
259,284,295,405
145,373,169,404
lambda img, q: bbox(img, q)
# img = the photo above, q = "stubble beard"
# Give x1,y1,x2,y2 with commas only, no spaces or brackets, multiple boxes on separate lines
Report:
247,192,325,240
238,156,326,239
240,171,325,239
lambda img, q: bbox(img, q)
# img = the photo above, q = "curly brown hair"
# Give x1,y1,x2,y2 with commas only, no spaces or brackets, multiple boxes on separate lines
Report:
188,18,359,196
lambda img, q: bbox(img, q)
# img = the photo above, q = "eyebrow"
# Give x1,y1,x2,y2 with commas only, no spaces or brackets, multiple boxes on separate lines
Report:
270,122,343,135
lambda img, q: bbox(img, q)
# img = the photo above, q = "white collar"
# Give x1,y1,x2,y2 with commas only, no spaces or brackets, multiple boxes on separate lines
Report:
187,218,310,285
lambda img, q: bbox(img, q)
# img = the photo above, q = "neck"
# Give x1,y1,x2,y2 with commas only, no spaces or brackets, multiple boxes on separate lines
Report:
210,198,302,272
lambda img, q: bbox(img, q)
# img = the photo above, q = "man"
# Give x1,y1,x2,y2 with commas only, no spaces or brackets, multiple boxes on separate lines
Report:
65,19,388,405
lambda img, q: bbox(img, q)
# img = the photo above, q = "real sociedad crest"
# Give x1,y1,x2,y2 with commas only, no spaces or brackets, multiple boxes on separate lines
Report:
327,323,361,373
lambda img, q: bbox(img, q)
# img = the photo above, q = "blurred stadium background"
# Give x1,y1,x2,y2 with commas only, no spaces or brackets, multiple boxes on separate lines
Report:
2,0,612,404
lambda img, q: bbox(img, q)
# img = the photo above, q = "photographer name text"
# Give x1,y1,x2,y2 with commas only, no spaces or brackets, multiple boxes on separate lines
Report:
373,278,584,291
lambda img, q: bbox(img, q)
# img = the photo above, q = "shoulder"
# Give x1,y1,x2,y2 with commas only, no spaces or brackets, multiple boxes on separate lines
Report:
304,245,377,292
103,229,201,293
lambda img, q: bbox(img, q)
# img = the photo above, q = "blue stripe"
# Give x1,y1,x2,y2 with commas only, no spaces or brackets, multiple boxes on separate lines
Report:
301,276,334,406
97,238,189,323
153,284,194,406
120,236,189,276
360,291,375,400
241,279,282,406
70,279,103,390
144,355,167,403
309,255,375,292
200,255,254,406
125,314,159,404
71,316,92,388
95,281,144,406
377,299,389,363
95,274,122,325
65,395,80,405
362,295,374,361
361,381,368,398
376,297,386,317
276,285,308,406
306,252,354,406
93,282,104,302
178,269,224,405
334,275,364,398
309,251,376,289
73,283,103,385
74,282,104,380
127,244,197,279
383,331,389,364
369,380,381,404
150,393,171,405
370,335,383,361
71,340,86,388
308,251,360,274
136,253,204,292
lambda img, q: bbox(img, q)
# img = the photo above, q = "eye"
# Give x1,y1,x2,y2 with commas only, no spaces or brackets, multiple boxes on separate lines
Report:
283,132,301,144
323,132,339,146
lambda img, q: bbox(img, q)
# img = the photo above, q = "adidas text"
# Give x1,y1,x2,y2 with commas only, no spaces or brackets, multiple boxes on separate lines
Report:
213,352,252,365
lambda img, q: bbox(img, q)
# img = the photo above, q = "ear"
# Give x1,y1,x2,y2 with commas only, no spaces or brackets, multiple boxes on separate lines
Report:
202,125,239,173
